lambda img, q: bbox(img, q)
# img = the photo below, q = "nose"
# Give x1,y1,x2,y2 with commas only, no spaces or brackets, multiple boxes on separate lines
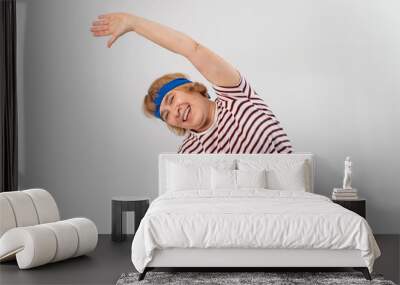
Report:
168,101,182,121
174,105,183,121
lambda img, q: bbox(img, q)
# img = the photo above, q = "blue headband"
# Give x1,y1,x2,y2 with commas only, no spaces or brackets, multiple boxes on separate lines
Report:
153,77,211,120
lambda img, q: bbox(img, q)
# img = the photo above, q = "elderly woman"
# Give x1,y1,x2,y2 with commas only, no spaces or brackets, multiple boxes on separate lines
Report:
90,12,293,154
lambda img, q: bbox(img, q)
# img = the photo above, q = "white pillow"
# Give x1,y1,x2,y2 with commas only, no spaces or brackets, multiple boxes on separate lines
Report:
236,169,268,189
211,167,236,190
211,168,268,190
166,160,235,192
237,159,309,192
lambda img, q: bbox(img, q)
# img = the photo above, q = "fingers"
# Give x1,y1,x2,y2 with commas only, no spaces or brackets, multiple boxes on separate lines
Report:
92,20,108,26
90,15,110,32
92,30,111,37
98,14,110,19
107,35,119,48
90,24,110,36
90,18,109,36
98,13,116,20
91,26,108,32
91,13,118,47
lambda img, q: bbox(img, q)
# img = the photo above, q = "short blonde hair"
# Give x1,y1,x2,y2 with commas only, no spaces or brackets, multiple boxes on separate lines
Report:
142,73,209,136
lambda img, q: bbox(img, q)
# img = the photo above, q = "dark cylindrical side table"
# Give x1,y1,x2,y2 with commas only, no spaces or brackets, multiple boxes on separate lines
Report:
332,198,366,219
112,196,150,242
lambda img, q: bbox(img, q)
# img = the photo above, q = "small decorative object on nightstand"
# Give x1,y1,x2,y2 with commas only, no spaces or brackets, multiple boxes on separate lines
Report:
342,156,353,190
332,198,366,219
112,196,150,242
332,187,358,200
332,156,359,200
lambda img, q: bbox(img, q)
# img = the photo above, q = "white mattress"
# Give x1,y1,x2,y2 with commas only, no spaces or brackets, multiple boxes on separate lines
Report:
131,189,381,273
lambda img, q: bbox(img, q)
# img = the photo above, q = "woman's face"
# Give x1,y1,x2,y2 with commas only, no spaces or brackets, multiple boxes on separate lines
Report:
159,88,211,132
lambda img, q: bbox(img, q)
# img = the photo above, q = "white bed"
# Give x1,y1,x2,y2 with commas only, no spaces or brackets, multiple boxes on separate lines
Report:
131,153,381,281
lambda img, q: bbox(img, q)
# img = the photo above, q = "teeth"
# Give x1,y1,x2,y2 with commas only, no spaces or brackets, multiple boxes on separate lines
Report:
183,106,190,121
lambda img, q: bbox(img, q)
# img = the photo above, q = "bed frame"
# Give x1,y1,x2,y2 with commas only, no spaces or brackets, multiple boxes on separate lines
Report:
138,153,371,280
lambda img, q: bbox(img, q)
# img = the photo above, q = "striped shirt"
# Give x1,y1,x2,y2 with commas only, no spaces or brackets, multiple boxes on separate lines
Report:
177,72,294,154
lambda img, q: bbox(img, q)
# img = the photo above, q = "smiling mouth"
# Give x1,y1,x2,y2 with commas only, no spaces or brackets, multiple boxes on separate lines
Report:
182,105,191,122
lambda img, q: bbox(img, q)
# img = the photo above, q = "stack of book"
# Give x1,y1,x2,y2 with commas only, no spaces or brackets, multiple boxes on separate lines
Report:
332,188,358,200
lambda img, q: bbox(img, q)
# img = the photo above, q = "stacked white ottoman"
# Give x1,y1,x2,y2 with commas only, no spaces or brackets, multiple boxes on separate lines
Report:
0,188,98,269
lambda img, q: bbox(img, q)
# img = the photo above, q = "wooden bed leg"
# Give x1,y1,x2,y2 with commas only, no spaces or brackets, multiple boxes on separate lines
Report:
138,268,148,281
354,267,372,280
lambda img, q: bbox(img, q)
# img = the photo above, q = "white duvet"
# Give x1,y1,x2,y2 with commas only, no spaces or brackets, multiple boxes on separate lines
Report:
131,189,381,273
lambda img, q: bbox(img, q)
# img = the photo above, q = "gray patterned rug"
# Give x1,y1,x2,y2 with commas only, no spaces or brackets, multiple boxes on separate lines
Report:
116,271,396,285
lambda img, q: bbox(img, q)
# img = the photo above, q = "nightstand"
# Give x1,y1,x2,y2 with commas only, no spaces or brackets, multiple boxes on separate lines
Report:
332,198,366,218
111,196,150,242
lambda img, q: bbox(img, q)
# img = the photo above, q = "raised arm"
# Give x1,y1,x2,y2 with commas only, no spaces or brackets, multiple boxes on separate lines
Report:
90,12,240,87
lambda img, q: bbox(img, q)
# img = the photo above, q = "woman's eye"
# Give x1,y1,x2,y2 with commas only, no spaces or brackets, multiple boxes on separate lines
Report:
164,96,173,120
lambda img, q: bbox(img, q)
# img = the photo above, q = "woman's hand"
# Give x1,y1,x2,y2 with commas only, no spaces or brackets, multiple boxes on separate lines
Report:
90,12,136,48
90,11,239,87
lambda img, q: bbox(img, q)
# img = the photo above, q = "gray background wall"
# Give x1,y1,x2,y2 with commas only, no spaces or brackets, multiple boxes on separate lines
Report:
16,0,399,234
